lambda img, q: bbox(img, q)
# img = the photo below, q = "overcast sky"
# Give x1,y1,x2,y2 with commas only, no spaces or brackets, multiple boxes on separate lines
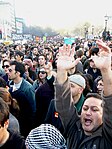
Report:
14,0,112,29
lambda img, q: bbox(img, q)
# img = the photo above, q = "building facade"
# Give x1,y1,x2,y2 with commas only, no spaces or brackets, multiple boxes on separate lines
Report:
0,0,16,40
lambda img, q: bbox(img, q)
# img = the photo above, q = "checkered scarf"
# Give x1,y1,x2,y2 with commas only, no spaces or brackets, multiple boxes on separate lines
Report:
25,124,67,149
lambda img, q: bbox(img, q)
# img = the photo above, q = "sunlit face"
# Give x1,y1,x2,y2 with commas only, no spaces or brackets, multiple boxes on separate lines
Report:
2,53,8,61
97,80,104,95
15,54,21,62
38,68,47,79
70,82,82,103
33,48,38,55
8,65,17,80
2,61,10,74
38,56,46,66
81,97,103,135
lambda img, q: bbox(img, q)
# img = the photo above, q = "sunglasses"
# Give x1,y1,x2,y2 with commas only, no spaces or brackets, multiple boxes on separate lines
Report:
2,65,10,69
39,71,46,74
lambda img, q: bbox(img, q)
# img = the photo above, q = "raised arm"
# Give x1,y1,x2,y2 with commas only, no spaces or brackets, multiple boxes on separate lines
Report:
56,44,80,84
55,44,80,127
91,40,112,96
92,40,112,141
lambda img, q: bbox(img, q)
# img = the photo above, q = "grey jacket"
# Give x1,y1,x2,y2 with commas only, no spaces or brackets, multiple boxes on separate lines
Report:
55,79,112,149
8,113,20,133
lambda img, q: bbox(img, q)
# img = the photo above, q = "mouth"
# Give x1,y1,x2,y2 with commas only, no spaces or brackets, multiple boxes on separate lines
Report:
98,90,102,93
84,118,92,126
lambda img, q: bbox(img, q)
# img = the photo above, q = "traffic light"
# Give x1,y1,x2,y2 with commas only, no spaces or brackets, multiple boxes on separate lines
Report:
0,30,2,39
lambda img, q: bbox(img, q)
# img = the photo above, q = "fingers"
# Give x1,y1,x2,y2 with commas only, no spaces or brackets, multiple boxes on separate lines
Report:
59,44,74,57
91,55,98,62
96,40,111,53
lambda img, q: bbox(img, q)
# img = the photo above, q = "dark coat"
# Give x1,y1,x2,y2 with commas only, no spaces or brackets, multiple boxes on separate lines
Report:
87,67,101,81
0,130,25,149
9,79,36,138
44,99,64,134
44,94,85,135
35,76,54,127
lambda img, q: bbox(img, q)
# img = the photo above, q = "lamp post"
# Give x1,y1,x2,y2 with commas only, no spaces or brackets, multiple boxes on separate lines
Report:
104,15,108,31
92,25,94,35
84,26,88,40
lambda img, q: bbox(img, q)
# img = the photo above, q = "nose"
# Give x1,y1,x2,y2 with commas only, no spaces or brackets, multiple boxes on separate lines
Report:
85,108,92,115
97,84,100,89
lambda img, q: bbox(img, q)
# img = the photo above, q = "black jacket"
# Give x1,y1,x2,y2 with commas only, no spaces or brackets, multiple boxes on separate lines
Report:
0,130,25,149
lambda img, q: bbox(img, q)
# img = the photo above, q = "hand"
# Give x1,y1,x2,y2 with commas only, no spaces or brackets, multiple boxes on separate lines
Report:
91,40,111,71
25,71,29,78
57,44,80,71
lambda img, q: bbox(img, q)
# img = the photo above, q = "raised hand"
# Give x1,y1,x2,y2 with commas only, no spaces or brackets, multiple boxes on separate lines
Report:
91,40,111,71
57,44,80,71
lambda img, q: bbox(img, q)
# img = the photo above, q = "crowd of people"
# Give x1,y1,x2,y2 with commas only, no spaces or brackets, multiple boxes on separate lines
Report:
0,37,112,149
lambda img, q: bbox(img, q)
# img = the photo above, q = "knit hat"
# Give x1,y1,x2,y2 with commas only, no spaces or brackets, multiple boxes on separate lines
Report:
25,124,67,149
69,74,86,89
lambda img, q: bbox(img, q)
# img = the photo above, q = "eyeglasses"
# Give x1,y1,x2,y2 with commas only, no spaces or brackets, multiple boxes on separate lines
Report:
2,65,10,69
39,71,46,74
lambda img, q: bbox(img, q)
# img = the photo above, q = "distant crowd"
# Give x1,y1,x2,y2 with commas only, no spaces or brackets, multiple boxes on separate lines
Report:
0,36,112,149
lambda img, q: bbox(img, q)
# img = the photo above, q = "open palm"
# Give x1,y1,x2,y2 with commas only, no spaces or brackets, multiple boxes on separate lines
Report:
57,44,80,71
91,40,111,70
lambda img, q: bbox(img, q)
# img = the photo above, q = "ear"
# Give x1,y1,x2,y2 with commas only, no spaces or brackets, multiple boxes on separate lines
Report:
16,71,20,76
4,120,9,129
79,87,84,94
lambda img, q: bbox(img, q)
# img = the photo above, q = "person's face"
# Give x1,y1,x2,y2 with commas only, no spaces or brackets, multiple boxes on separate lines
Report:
0,120,9,144
8,65,17,80
70,82,82,101
38,56,46,66
44,49,49,55
97,80,104,95
81,97,103,135
15,45,20,50
38,69,47,79
90,60,96,68
10,56,15,61
33,48,38,55
15,54,22,62
2,61,10,74
2,54,8,61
